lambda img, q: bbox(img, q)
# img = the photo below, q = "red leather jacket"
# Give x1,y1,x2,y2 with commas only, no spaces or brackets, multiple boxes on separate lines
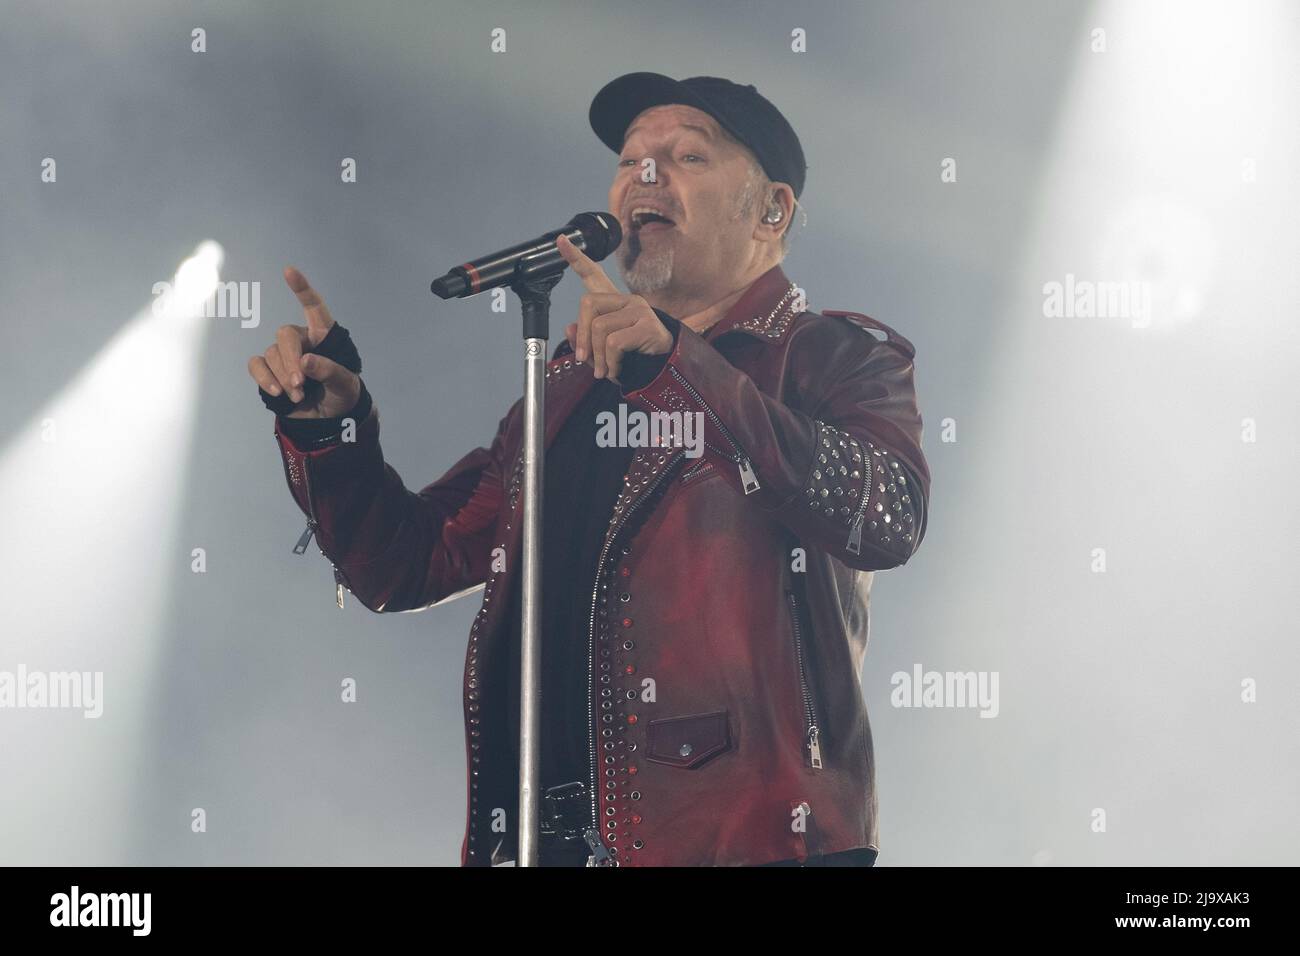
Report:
272,264,930,867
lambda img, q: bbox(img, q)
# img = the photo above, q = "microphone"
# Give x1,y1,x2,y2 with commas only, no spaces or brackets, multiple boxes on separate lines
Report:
430,211,622,299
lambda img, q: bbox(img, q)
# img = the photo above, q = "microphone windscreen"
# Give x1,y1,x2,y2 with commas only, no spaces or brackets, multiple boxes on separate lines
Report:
570,212,622,261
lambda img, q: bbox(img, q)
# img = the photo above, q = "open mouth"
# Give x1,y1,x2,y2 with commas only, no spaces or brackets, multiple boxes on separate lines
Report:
628,207,677,232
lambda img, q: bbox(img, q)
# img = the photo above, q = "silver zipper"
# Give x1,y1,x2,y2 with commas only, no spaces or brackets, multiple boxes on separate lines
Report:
845,445,874,556
283,448,348,609
650,367,759,495
786,589,822,769
679,459,713,484
293,519,316,554
584,448,688,855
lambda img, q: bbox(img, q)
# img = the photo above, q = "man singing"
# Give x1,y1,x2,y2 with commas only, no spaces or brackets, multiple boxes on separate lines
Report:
248,73,931,867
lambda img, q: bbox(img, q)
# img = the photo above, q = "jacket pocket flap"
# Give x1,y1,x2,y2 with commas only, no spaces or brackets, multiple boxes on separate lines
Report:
645,711,731,768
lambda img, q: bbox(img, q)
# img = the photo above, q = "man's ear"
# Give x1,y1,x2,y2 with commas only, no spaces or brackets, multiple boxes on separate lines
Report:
756,182,795,245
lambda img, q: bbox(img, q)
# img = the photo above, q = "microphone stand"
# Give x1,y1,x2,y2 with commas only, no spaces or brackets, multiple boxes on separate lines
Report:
509,268,561,868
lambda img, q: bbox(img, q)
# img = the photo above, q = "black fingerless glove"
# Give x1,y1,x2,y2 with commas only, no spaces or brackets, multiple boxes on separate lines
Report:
258,322,363,415
278,381,373,450
263,322,370,450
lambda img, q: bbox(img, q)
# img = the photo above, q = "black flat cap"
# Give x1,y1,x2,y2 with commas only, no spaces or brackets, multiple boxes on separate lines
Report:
590,72,807,199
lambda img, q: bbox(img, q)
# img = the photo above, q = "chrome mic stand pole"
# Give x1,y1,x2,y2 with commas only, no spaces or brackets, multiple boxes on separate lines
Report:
510,269,561,867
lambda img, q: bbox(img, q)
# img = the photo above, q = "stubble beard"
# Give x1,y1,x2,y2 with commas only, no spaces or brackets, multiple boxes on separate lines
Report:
617,229,676,294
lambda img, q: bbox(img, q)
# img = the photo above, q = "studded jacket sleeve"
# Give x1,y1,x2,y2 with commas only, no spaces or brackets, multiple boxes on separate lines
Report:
273,398,514,612
621,316,930,571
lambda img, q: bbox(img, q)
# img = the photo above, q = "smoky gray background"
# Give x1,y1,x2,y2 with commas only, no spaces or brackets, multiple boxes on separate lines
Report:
1,0,1295,866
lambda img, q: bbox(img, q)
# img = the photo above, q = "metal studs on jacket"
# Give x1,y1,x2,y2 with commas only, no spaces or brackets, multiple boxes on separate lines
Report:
805,420,866,525
865,442,916,552
595,446,678,866
735,283,800,339
465,455,524,862
805,420,917,560
544,357,583,384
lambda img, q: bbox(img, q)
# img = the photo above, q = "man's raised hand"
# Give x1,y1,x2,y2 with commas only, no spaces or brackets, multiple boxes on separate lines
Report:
556,234,672,382
246,267,361,418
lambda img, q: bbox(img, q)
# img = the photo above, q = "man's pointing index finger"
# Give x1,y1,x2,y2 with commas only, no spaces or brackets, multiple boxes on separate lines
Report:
556,233,619,294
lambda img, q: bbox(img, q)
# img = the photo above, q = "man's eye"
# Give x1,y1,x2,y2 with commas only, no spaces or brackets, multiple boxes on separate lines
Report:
618,158,637,167
682,154,704,163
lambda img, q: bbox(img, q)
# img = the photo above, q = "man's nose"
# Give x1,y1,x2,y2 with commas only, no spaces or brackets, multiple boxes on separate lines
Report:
630,154,670,187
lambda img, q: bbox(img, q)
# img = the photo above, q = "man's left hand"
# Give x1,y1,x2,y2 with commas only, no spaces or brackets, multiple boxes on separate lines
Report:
556,233,673,382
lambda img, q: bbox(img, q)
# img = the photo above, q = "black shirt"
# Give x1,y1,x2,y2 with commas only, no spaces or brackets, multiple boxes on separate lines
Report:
502,377,635,795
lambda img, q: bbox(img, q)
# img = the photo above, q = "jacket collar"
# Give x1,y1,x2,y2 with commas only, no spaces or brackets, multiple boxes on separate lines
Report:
702,264,801,345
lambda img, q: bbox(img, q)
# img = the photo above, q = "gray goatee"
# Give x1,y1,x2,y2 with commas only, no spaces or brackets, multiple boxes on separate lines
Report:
618,229,675,294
